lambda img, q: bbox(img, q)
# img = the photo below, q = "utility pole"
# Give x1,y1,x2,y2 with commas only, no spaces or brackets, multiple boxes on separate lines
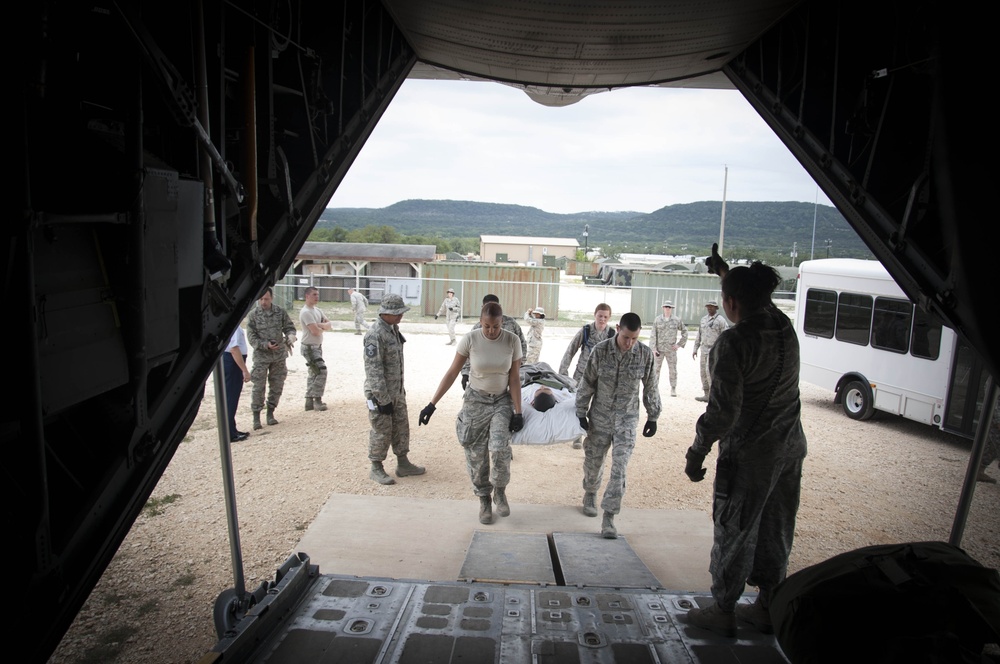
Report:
791,241,798,267
718,165,728,257
825,239,832,258
583,224,589,257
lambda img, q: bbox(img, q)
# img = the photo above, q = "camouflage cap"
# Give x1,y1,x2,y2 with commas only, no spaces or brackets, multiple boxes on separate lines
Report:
379,294,410,315
662,300,674,308
706,300,719,307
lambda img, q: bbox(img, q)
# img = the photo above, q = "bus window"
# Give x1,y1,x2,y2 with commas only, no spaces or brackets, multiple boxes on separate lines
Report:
871,297,912,353
910,307,943,361
836,293,873,346
803,288,836,338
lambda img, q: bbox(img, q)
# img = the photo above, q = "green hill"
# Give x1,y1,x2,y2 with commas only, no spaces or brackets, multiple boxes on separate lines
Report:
319,199,872,259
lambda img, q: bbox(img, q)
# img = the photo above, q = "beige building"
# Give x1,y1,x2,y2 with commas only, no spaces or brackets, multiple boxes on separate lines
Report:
479,235,579,265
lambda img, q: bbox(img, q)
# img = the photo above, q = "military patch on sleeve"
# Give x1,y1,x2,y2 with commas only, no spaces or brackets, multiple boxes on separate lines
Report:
365,343,378,358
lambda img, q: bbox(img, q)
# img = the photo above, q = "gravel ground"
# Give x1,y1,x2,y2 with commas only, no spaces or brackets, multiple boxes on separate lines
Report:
49,294,999,663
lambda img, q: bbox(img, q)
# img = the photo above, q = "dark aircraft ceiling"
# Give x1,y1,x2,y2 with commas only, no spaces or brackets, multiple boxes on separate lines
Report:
15,1,991,660
386,0,800,103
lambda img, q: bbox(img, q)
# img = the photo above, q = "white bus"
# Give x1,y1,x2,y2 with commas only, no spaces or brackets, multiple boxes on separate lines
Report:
794,259,987,437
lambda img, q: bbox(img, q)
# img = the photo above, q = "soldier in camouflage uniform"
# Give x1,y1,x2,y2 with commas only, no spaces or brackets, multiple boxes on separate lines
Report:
693,301,729,402
299,286,331,412
363,294,425,485
683,255,807,638
436,288,462,344
460,294,527,390
419,301,524,525
348,287,370,335
561,303,613,448
523,307,545,365
246,287,297,429
650,300,688,397
576,312,660,539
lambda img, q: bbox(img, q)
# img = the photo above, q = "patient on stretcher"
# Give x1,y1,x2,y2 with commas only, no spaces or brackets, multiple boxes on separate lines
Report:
513,363,586,445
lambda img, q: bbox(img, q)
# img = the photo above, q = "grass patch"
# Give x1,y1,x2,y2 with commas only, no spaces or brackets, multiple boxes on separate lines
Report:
74,625,137,664
173,571,197,588
136,599,158,617
142,493,181,517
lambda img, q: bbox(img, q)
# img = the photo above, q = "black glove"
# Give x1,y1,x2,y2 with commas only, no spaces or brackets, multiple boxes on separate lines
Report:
685,447,707,482
642,420,657,437
461,374,469,391
435,314,439,320
509,413,524,432
578,416,589,431
418,402,436,425
377,402,394,415
704,242,730,277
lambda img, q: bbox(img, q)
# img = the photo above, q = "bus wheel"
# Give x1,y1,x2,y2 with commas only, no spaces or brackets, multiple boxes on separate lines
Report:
842,380,875,420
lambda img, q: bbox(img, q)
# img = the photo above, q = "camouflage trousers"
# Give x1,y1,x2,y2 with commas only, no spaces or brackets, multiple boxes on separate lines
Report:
456,388,513,496
250,356,287,411
301,344,327,398
699,347,713,393
354,312,369,332
368,397,410,462
446,316,459,343
710,454,803,611
582,423,637,514
654,349,679,389
525,339,542,365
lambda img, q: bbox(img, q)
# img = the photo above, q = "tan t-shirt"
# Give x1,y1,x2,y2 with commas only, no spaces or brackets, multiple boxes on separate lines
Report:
299,305,326,346
457,329,523,394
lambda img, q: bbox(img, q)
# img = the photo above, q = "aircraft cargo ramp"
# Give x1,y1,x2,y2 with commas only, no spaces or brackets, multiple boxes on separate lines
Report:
206,495,788,662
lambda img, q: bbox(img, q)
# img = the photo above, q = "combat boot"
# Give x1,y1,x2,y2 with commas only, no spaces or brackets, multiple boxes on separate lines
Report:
572,435,584,450
252,410,263,430
735,595,773,634
494,488,510,517
479,495,493,524
601,512,618,539
314,398,328,411
695,390,709,402
370,462,396,485
266,407,279,425
395,455,426,477
582,492,598,517
686,602,736,638
671,387,677,397
305,397,314,411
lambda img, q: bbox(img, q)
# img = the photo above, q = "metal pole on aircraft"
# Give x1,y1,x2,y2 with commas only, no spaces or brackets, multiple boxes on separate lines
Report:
718,165,727,257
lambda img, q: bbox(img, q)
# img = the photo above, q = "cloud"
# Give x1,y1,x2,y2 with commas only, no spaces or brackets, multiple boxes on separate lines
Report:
331,79,831,213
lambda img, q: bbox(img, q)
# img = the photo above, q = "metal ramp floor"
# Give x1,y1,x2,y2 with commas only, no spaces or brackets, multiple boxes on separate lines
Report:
207,530,790,663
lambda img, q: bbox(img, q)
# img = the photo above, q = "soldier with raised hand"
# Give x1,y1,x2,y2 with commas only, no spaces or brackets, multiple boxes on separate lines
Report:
246,287,297,430
523,306,546,365
650,300,688,397
348,287,370,335
436,288,462,345
576,312,660,539
364,294,425,485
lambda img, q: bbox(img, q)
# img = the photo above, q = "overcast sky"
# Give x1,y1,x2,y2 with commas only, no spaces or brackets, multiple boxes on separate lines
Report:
329,78,833,215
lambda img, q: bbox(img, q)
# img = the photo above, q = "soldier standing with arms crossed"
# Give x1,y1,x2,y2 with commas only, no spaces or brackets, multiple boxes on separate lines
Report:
650,300,687,397
246,287,297,429
577,312,660,539
693,301,729,402
364,294,426,485
299,286,331,412
348,287,370,335
436,288,461,345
